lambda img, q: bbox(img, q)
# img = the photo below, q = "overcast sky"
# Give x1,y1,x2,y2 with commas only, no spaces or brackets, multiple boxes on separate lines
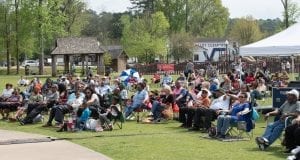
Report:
85,0,300,20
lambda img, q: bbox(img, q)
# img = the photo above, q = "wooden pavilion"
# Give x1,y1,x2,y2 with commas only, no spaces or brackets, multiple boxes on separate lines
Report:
51,37,105,77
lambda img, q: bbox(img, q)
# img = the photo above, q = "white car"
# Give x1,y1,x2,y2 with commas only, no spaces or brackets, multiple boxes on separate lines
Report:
22,60,39,67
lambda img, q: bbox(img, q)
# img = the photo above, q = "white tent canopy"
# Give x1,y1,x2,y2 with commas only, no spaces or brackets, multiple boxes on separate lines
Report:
240,22,300,56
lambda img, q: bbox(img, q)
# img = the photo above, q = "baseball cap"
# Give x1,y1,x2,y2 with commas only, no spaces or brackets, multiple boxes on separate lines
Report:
287,89,299,99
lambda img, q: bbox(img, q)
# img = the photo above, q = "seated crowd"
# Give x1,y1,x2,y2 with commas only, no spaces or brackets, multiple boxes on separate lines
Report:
0,67,299,157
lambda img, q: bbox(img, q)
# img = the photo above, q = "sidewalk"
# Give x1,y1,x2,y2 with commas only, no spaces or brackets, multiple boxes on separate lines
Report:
0,129,111,160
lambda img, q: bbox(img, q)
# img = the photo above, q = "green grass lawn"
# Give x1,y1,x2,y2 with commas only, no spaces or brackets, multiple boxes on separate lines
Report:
0,118,286,160
0,74,288,160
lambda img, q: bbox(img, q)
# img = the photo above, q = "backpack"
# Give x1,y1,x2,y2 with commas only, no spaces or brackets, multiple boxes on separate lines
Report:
208,126,217,137
251,108,260,121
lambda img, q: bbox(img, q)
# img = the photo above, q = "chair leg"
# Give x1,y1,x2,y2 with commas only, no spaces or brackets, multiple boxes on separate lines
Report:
137,112,140,123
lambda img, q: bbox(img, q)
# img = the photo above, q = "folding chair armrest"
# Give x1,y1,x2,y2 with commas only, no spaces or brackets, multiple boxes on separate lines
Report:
285,116,296,128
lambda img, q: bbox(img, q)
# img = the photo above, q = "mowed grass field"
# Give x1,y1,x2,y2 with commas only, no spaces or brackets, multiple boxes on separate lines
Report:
0,75,288,160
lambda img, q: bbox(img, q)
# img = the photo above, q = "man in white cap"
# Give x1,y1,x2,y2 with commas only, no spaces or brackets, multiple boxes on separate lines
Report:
256,89,300,150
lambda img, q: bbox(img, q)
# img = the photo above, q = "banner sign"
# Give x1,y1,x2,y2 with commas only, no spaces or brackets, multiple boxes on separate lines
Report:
157,64,174,72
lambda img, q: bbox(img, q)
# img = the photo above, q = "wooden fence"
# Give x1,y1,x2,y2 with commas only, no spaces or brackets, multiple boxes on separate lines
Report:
134,57,300,75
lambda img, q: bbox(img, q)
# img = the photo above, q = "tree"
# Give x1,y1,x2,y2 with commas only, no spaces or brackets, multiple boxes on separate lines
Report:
129,0,155,15
188,0,229,37
228,16,263,45
169,32,194,63
281,0,300,28
153,0,186,33
1,1,13,74
121,11,169,63
258,18,282,37
61,0,87,36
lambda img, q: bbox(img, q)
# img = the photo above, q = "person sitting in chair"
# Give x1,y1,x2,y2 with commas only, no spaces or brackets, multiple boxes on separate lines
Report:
161,72,173,86
151,86,174,122
151,73,161,84
18,76,29,86
283,115,300,153
189,88,230,131
10,87,43,122
255,89,300,150
0,87,23,120
124,82,148,118
216,92,251,139
0,83,14,102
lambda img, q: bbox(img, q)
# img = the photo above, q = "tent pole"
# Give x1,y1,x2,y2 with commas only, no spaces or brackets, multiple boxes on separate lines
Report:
291,55,295,80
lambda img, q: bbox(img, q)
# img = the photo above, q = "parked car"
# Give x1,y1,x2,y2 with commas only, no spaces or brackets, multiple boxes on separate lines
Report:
22,60,39,67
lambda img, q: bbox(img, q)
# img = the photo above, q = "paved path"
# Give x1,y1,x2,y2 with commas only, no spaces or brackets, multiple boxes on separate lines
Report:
0,129,111,160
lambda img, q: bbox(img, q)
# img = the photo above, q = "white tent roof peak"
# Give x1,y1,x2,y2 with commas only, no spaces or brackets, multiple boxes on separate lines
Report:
240,22,300,56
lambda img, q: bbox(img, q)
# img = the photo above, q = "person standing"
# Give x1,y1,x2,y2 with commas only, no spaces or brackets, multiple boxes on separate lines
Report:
262,60,267,74
281,61,286,72
185,60,194,79
286,61,291,73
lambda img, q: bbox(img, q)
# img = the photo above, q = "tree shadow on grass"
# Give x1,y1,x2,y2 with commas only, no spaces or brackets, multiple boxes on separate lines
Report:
55,132,171,141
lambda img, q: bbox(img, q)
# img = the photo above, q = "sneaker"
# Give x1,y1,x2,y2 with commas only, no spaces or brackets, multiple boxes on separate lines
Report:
255,137,264,150
256,137,265,144
261,137,270,145
291,146,300,155
287,155,296,160
255,137,269,151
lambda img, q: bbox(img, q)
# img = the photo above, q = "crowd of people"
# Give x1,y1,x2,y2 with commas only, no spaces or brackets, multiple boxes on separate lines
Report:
0,58,299,158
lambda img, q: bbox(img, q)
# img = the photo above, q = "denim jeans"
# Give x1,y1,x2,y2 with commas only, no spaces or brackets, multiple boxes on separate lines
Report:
151,101,162,120
262,120,285,145
124,103,141,118
217,115,231,135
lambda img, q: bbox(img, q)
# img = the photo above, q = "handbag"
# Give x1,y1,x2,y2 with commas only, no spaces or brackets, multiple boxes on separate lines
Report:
252,108,260,121
172,103,179,112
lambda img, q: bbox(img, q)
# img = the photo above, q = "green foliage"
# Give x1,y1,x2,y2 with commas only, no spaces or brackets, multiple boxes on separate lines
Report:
121,11,169,63
228,16,263,45
131,0,229,37
281,0,300,28
154,0,186,33
103,52,112,66
169,32,194,62
258,18,283,37
81,11,127,44
188,0,229,37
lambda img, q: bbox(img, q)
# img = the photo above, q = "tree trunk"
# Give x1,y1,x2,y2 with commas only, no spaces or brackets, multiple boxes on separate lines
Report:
5,9,11,75
15,0,20,74
281,0,289,28
38,0,44,75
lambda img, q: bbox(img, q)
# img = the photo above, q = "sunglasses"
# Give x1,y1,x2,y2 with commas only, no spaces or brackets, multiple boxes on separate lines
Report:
85,92,91,94
238,96,245,98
